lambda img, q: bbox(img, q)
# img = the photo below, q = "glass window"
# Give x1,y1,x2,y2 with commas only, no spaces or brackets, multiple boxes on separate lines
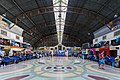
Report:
16,36,20,40
1,30,7,36
102,35,106,40
95,39,98,42
51,48,53,50
53,0,68,44
111,39,117,46
114,30,120,36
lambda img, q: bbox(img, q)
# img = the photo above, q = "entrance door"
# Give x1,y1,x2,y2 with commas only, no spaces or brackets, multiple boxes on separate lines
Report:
58,46,62,50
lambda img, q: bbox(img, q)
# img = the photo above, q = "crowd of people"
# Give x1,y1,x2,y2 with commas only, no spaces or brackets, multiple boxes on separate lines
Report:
0,50,120,69
72,50,120,69
98,51,120,69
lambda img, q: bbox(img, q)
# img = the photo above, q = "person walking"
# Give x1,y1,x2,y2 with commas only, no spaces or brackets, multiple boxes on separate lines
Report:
111,56,115,68
98,51,105,69
82,51,85,62
0,56,3,67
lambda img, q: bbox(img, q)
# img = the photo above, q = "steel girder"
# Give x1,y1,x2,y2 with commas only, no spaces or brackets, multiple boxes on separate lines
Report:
33,34,58,47
0,1,43,41
12,6,111,42
12,0,48,39
33,33,81,47
24,20,91,42
13,6,110,39
13,6,110,23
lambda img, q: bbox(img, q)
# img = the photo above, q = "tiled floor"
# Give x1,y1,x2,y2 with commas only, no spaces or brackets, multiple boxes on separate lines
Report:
0,57,120,80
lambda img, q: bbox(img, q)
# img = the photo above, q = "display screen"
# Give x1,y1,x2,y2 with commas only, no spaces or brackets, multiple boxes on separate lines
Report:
0,38,10,45
0,15,14,29
82,43,90,49
106,17,120,30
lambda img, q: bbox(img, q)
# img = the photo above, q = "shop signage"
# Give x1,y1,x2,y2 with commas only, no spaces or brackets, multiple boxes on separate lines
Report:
110,46,116,50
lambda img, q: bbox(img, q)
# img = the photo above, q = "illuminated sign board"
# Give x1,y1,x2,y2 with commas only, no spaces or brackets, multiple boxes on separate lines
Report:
106,17,120,30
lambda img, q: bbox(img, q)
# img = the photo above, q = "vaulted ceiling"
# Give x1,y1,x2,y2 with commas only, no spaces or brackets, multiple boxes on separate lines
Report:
0,0,120,47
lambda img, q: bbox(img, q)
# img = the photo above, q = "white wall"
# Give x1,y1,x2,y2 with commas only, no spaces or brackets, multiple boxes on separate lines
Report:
93,26,111,38
10,32,23,43
0,28,23,43
10,25,23,36
0,28,11,39
93,28,120,45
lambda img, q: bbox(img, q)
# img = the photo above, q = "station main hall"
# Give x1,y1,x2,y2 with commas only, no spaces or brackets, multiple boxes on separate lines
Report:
0,0,120,80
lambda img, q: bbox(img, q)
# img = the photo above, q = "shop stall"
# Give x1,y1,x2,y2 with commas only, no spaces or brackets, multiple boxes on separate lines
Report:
110,46,120,67
99,47,110,56
9,46,24,56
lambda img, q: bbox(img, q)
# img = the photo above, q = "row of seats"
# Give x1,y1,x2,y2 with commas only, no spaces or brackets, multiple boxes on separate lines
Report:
71,53,119,68
0,54,39,66
87,55,113,63
0,52,52,67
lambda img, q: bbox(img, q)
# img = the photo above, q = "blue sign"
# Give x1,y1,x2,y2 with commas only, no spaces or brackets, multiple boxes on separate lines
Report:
2,17,12,25
116,36,120,42
11,39,15,46
57,50,65,56
68,48,72,55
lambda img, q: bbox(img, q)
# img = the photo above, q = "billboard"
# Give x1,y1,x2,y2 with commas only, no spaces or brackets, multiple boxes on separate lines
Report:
106,17,120,30
0,15,14,29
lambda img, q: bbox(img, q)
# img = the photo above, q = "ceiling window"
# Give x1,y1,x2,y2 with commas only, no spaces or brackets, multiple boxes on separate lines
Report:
53,0,68,44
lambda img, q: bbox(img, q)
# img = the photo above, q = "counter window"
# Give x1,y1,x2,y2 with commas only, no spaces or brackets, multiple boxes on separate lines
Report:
114,30,120,36
102,35,106,40
1,30,7,36
16,36,20,40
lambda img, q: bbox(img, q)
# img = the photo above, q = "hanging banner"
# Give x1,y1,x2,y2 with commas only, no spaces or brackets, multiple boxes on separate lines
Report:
0,20,9,28
106,17,120,30
11,39,16,46
0,15,14,29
